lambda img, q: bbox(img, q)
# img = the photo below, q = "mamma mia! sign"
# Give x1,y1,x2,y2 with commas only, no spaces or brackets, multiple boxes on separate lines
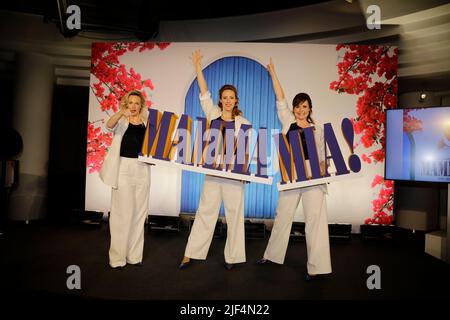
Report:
139,109,362,191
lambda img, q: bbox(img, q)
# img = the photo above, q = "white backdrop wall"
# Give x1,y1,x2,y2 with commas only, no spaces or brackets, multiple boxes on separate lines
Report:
86,42,391,232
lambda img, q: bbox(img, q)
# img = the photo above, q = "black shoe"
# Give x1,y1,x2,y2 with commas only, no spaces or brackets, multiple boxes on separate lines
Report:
305,273,329,281
305,274,316,281
224,263,234,270
179,260,191,269
256,258,268,265
129,262,143,267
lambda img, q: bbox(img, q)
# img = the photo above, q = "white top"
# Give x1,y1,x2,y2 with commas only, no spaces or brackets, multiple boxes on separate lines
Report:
199,91,251,135
99,117,149,188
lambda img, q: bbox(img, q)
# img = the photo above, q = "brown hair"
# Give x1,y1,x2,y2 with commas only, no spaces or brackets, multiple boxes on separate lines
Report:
217,84,243,118
292,92,314,124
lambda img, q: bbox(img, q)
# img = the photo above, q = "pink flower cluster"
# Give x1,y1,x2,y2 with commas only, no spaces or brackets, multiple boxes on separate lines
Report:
330,45,398,225
330,45,398,164
86,121,112,173
364,175,394,225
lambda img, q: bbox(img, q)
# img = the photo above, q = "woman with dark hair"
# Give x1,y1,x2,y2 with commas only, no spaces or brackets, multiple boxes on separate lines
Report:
257,59,332,280
99,90,151,269
179,50,251,270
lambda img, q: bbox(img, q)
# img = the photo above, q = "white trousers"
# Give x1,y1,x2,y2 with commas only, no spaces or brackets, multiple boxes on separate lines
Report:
109,157,150,267
184,175,246,264
264,186,332,275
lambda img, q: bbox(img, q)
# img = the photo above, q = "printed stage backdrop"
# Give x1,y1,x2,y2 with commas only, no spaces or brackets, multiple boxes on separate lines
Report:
86,42,398,232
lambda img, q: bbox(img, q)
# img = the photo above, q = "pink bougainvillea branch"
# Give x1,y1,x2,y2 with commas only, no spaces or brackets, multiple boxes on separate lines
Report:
330,44,398,225
86,121,112,173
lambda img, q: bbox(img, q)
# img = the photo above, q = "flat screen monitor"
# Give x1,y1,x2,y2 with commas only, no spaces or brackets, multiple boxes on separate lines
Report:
385,106,450,183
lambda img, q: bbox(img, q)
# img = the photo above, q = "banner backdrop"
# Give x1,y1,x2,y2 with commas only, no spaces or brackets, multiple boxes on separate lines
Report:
86,42,397,232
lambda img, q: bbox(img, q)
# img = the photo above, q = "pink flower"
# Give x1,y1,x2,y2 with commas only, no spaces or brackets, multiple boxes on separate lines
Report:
371,149,385,162
361,154,372,164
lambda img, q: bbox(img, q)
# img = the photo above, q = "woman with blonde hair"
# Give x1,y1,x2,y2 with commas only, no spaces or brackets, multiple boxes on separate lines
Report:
99,90,151,269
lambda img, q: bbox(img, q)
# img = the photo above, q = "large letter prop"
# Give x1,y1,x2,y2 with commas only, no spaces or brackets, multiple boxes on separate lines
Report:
139,109,272,184
274,118,362,191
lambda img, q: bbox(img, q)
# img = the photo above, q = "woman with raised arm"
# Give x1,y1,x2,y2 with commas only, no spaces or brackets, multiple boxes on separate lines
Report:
179,50,251,270
257,58,332,280
99,90,151,269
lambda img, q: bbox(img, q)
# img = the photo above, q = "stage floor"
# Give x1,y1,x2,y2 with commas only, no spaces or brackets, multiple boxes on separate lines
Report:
1,220,449,302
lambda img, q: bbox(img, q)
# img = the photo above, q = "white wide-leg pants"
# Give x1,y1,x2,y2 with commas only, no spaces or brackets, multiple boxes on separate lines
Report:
184,175,246,264
264,186,332,275
109,157,150,268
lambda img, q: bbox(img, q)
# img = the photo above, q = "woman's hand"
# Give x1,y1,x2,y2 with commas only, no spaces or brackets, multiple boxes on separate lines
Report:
121,108,132,117
106,108,130,129
267,57,285,101
266,57,275,75
320,161,327,176
191,49,208,95
191,50,203,69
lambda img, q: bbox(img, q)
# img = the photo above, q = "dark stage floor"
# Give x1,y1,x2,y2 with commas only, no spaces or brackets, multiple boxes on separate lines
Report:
1,220,449,303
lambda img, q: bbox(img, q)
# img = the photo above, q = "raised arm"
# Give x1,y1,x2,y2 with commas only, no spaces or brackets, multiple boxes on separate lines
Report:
267,58,285,102
106,108,130,130
191,50,208,96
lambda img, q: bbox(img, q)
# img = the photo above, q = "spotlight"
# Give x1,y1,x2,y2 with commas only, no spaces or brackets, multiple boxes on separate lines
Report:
419,92,427,102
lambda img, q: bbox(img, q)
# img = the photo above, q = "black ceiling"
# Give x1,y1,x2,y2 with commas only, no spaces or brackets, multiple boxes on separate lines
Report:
1,0,333,39
1,0,331,24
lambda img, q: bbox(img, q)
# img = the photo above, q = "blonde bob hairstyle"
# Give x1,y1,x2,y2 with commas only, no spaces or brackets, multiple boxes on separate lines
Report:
120,90,148,124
